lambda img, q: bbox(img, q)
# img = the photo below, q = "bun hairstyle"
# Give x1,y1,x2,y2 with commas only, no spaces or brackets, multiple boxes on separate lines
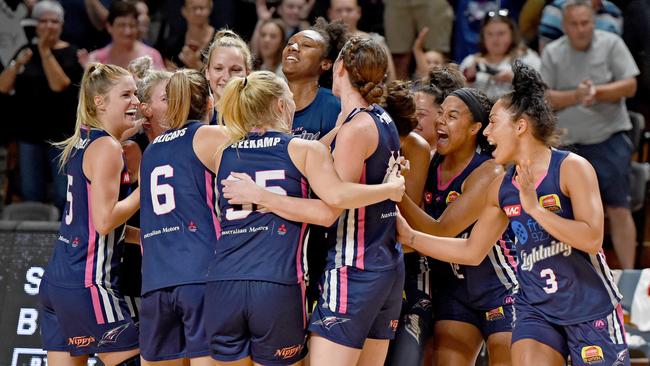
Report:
415,63,465,105
165,69,212,130
384,80,416,137
219,71,290,144
205,29,253,72
500,61,559,146
339,36,388,105
311,17,349,89
55,63,132,168
128,56,172,104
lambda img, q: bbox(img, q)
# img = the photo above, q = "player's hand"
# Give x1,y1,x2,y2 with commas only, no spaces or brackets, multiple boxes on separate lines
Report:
395,211,415,248
385,160,406,202
222,172,263,205
515,160,539,215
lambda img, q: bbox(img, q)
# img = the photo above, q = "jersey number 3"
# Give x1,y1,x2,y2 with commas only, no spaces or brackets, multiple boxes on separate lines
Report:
540,268,558,294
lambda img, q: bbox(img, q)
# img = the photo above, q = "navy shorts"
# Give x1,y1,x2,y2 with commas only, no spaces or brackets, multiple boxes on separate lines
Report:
204,280,307,365
570,131,634,208
512,301,629,365
140,284,209,361
39,280,139,356
309,263,405,349
434,292,513,338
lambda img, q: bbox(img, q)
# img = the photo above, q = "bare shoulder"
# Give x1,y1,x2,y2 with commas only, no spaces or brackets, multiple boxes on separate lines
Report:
401,132,430,157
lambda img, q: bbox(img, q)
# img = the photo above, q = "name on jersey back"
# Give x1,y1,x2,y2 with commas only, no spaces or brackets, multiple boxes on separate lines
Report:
152,128,187,144
231,137,281,149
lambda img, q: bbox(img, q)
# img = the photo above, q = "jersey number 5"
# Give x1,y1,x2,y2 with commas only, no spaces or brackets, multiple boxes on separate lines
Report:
540,268,558,294
151,165,176,215
225,170,287,220
65,175,73,225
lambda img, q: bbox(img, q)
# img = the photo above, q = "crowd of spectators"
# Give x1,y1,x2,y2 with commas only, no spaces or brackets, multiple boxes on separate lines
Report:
0,0,648,268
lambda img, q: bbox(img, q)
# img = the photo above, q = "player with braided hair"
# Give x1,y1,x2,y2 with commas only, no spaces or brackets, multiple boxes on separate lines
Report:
396,61,629,365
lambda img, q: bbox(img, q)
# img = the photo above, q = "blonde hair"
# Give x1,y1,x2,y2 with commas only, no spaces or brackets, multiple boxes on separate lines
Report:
165,68,212,130
205,29,253,72
219,71,289,144
129,56,172,104
54,63,131,169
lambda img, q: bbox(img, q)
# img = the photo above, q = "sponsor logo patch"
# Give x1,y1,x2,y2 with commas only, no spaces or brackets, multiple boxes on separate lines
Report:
98,323,130,347
539,194,561,213
312,316,350,330
446,191,460,204
277,224,287,236
511,221,528,244
188,221,197,232
72,237,80,248
389,319,399,331
485,306,505,321
581,345,604,364
274,344,303,359
121,171,131,185
424,192,433,204
504,204,521,217
68,336,95,348
593,319,606,330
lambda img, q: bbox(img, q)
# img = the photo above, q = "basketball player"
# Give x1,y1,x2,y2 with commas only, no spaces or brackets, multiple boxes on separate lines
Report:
40,63,142,366
205,70,405,366
396,61,629,366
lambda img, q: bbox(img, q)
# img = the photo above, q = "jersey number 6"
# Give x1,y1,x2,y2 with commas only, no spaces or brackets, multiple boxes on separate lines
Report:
151,165,176,215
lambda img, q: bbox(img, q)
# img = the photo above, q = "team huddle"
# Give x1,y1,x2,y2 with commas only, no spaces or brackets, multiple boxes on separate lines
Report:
38,28,629,366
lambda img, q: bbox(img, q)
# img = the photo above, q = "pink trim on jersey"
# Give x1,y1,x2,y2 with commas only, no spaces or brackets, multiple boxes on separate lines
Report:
338,266,348,314
295,178,309,284
205,171,221,240
355,166,367,269
85,184,105,324
498,238,518,271
616,304,627,342
437,163,466,191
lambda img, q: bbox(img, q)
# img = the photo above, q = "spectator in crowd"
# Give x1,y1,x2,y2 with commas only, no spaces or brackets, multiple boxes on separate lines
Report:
541,0,639,268
87,1,164,69
451,0,522,63
384,0,453,80
412,28,447,79
253,0,312,44
327,0,396,81
0,0,83,212
253,19,287,75
133,0,151,43
60,0,112,51
620,0,650,121
538,0,622,52
161,0,214,70
461,11,541,100
204,29,253,124
518,0,547,50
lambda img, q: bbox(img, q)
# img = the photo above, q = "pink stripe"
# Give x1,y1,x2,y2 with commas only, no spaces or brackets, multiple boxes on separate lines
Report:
338,267,348,314
295,178,309,284
436,164,465,191
89,285,105,324
499,238,518,271
615,304,627,342
205,171,221,240
84,183,96,287
355,165,366,269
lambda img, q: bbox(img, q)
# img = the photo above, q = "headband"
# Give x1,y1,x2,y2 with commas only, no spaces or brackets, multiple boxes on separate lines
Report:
450,88,489,125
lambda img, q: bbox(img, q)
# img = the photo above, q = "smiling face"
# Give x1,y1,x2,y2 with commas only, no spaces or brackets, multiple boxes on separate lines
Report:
205,46,248,100
141,79,169,140
436,96,481,156
97,75,140,136
414,92,439,147
282,30,328,81
484,99,518,164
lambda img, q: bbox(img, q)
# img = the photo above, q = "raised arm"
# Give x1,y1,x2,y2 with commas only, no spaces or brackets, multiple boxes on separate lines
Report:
516,155,604,254
397,173,509,265
84,136,140,235
0,48,32,94
84,0,109,31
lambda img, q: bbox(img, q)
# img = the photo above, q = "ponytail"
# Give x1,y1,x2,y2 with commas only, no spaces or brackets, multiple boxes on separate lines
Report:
164,68,211,130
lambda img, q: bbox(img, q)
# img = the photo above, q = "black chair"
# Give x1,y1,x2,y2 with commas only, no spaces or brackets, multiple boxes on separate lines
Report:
0,201,59,221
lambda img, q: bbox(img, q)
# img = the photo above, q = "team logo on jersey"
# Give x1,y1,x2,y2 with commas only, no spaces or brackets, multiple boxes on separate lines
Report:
72,237,80,248
274,344,304,359
98,323,130,347
539,194,561,213
121,171,130,185
277,224,287,236
188,221,197,232
593,319,606,330
613,349,628,366
581,345,604,364
389,319,399,331
503,295,514,305
312,316,350,330
446,191,460,204
504,204,522,217
511,221,528,245
424,192,433,204
485,306,505,321
68,336,95,348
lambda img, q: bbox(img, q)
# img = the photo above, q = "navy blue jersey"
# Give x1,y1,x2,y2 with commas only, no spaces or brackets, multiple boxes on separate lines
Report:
324,105,403,272
139,121,220,295
44,127,131,290
208,131,308,284
499,149,622,324
423,151,517,310
292,87,340,140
